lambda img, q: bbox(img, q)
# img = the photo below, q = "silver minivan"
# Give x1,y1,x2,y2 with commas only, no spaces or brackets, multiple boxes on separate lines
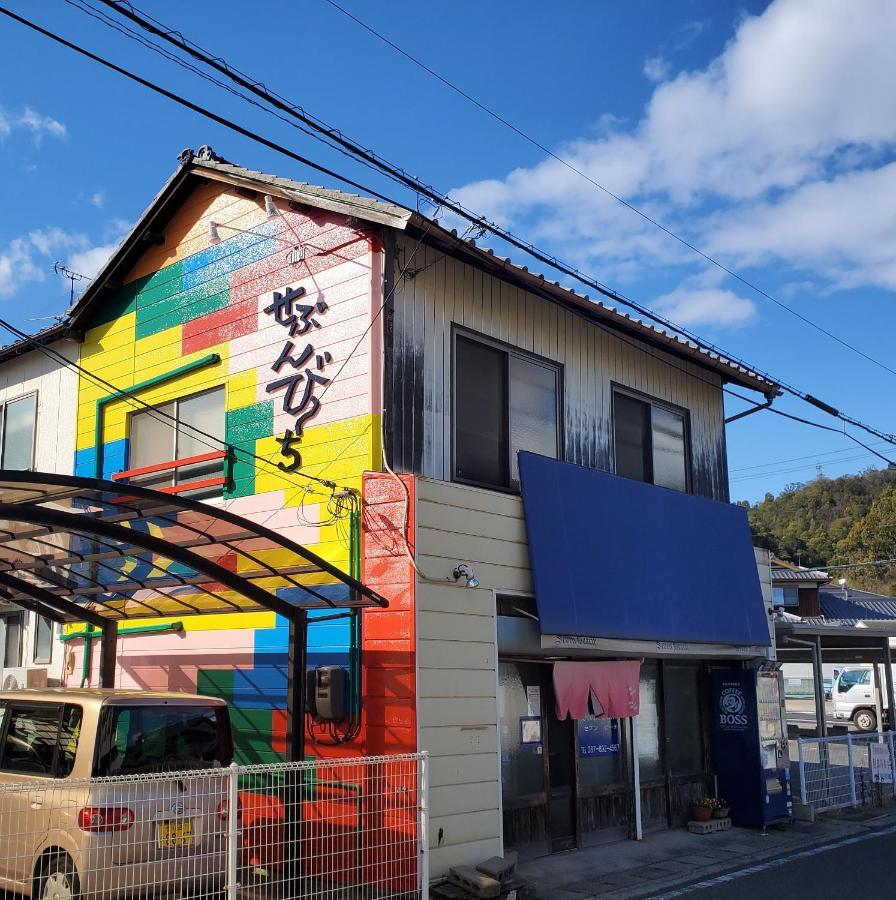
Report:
0,689,233,900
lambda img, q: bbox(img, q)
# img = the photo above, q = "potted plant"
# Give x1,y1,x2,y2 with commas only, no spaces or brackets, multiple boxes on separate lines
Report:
691,798,714,821
712,798,730,819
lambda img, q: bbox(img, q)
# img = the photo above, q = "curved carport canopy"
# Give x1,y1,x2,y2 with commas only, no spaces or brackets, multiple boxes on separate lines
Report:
0,470,388,760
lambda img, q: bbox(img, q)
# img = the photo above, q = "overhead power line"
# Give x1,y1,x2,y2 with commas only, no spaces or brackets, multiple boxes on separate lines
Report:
318,0,896,382
4,3,896,459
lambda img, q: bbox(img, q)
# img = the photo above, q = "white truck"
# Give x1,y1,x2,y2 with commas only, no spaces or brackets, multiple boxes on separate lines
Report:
831,665,892,731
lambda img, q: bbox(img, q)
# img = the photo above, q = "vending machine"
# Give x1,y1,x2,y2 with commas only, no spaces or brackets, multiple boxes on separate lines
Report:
709,664,793,828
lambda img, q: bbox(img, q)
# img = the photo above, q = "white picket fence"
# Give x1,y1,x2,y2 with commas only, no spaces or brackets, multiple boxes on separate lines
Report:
0,752,429,900
796,733,895,812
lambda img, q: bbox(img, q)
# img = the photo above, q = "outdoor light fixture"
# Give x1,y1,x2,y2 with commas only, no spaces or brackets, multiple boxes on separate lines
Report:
208,221,221,245
452,563,479,589
264,194,278,217
288,245,306,265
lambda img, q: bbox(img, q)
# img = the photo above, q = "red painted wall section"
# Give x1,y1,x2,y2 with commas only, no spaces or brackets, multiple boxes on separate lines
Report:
359,471,417,756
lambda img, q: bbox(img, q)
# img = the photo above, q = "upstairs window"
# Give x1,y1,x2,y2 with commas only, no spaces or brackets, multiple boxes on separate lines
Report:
0,612,23,669
772,585,799,607
1,394,37,470
453,332,561,491
33,614,54,664
613,390,689,492
127,387,225,493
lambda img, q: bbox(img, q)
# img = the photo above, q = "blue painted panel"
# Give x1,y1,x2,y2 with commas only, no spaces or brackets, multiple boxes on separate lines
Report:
74,439,128,479
518,452,770,646
182,220,278,289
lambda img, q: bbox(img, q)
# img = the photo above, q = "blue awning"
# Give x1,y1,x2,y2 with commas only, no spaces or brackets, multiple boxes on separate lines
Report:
518,453,770,647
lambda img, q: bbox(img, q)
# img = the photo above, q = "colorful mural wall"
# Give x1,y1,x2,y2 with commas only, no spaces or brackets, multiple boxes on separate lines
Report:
63,179,413,762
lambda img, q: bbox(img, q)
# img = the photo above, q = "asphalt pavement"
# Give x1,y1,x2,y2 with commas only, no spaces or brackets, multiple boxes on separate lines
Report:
651,821,896,898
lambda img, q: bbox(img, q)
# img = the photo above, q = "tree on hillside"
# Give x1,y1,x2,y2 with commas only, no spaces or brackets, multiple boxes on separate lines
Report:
833,483,896,594
743,467,896,573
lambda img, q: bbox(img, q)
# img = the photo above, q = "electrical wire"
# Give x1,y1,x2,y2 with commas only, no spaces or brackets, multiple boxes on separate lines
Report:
730,440,893,474
3,4,895,469
318,0,896,381
71,1,896,450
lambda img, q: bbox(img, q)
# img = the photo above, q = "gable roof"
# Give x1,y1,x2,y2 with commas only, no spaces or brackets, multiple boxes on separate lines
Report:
818,586,896,624
47,147,779,397
772,565,830,583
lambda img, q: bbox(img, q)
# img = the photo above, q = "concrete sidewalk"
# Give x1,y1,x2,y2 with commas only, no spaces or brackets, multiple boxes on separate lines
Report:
518,808,896,899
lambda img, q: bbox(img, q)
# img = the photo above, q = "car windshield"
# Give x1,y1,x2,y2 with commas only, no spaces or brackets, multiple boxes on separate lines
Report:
95,705,231,776
837,670,868,691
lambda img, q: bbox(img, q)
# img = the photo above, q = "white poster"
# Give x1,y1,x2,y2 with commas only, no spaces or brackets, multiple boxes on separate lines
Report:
871,743,893,784
526,686,541,717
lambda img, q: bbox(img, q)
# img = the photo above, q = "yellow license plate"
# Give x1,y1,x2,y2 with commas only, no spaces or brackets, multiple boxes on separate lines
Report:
158,820,194,848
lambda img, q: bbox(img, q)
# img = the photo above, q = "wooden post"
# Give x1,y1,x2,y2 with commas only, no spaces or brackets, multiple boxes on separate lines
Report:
883,639,895,732
631,717,642,840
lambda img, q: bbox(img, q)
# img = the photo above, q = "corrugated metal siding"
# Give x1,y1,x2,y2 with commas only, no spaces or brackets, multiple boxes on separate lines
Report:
388,237,730,500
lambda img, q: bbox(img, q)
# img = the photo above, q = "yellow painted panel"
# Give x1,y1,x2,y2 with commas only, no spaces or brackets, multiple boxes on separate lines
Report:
227,370,256,410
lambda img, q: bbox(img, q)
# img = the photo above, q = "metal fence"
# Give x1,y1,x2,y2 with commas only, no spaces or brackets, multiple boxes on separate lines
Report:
0,752,429,900
796,733,895,812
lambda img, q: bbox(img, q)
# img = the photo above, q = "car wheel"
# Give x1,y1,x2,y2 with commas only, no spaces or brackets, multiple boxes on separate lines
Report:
38,854,80,900
854,709,877,732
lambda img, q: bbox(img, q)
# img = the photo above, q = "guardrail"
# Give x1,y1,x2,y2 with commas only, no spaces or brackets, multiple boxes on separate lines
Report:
796,733,895,813
0,752,429,900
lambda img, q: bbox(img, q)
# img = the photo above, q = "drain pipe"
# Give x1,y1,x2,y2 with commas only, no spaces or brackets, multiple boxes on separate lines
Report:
782,635,827,738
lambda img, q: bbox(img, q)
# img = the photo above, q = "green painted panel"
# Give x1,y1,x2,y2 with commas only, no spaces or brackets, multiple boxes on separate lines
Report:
135,275,230,340
226,401,273,444
84,275,146,329
229,707,275,766
197,668,235,701
133,261,185,309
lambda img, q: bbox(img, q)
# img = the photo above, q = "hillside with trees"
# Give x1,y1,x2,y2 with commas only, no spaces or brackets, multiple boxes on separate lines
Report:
738,468,896,594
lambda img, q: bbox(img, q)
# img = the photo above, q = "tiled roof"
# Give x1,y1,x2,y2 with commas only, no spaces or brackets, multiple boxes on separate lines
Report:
819,587,896,623
772,566,829,582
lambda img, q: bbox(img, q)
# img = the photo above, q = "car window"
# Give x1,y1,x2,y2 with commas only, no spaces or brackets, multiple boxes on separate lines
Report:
0,705,61,775
838,670,868,692
57,705,82,777
96,705,230,776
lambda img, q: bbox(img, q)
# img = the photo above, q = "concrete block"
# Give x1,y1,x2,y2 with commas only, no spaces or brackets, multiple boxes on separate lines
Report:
477,852,518,881
687,817,731,834
432,882,475,900
449,866,501,899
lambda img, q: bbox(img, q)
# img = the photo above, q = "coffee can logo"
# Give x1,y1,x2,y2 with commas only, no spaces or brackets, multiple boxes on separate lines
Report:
719,686,749,728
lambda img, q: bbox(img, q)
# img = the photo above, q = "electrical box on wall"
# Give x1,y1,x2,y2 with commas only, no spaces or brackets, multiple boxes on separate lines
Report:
305,668,318,718
314,666,347,722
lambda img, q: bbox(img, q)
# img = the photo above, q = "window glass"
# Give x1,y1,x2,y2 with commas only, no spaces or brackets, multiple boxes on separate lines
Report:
498,662,545,800
636,662,663,780
2,614,22,668
177,388,226,485
838,669,868,692
455,336,507,487
0,705,60,775
509,356,558,486
2,394,36,470
663,664,704,776
614,393,651,483
578,716,623,785
97,705,230,776
651,407,687,492
129,401,176,488
33,615,53,664
57,705,82,777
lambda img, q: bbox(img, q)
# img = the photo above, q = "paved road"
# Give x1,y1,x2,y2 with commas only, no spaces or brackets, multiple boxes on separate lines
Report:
653,824,896,898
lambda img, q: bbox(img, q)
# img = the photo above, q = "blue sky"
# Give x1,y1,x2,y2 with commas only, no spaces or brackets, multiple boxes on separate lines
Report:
0,0,894,502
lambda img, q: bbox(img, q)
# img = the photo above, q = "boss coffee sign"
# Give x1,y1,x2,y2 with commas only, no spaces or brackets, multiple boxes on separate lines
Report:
717,681,749,731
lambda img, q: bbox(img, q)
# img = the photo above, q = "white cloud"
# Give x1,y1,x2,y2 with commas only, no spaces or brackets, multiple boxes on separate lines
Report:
643,56,669,83
654,286,756,328
0,227,120,302
0,106,67,144
452,0,896,325
89,192,105,208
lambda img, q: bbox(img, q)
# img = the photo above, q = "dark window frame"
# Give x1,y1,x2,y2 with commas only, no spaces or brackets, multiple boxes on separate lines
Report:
0,391,38,471
32,613,54,665
451,326,564,493
1,611,24,669
611,384,692,493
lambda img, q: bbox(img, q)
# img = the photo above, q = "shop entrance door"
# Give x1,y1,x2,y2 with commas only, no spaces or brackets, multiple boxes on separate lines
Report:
546,676,577,851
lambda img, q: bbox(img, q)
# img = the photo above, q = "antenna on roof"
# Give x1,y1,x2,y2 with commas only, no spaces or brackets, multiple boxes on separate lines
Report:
52,262,86,306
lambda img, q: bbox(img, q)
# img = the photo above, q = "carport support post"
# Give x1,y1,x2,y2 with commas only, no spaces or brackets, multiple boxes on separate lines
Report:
284,609,307,899
883,639,895,732
813,636,827,738
99,620,117,688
